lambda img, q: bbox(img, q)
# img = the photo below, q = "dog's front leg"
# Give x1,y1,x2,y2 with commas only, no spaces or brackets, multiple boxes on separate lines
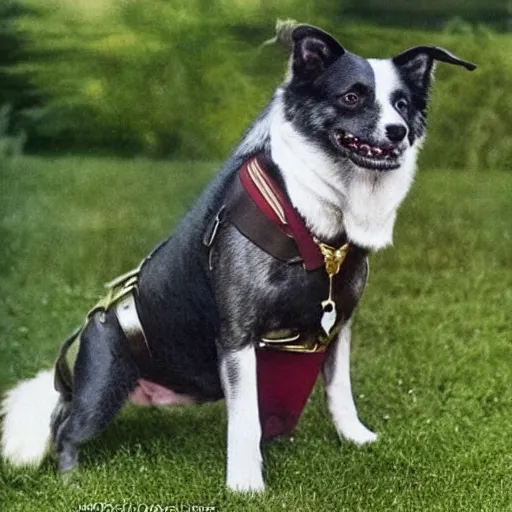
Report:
322,320,378,445
219,345,264,493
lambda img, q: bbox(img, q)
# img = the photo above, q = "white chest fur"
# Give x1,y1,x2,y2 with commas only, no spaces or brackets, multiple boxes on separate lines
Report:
269,101,418,251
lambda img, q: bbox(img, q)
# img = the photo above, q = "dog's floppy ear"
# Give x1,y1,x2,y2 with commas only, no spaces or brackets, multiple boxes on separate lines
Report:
291,25,345,83
393,46,476,89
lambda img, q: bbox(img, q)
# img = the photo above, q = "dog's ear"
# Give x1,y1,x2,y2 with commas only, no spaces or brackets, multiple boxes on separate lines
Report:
393,46,476,89
291,25,345,83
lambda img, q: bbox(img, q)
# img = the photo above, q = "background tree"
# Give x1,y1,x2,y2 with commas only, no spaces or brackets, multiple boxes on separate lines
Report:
1,0,511,169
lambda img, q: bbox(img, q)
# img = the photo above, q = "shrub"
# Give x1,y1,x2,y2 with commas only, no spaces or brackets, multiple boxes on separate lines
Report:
9,1,512,169
329,24,512,171
0,103,26,157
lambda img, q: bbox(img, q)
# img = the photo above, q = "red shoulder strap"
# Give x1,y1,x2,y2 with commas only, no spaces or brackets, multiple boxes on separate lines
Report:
240,156,325,271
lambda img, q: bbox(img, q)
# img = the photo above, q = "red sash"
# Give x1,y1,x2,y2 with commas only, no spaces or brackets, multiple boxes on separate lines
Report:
239,155,333,439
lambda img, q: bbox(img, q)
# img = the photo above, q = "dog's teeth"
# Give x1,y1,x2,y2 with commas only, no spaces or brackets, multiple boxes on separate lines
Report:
372,147,383,155
347,143,359,150
392,148,401,156
345,133,355,139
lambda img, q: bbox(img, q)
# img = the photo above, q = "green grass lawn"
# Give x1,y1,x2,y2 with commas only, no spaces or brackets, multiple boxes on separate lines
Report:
0,156,511,511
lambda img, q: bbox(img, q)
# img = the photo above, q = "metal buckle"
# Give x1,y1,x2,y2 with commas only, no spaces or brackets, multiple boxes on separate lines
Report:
258,340,327,353
258,330,329,353
205,206,225,248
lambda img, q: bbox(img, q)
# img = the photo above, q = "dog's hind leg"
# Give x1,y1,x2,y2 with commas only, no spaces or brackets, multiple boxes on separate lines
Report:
219,345,264,493
50,396,72,444
55,312,139,475
322,320,378,445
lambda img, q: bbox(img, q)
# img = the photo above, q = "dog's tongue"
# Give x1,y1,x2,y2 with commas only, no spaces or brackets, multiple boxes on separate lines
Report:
257,350,327,439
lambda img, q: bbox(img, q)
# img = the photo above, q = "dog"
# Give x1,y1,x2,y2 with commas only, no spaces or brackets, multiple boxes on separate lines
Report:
1,24,475,492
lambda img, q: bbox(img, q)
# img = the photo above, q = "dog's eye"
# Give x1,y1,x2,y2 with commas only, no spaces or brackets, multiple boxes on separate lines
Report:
341,92,360,106
395,98,409,113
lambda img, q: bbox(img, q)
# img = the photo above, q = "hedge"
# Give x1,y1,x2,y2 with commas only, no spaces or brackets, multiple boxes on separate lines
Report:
8,0,512,169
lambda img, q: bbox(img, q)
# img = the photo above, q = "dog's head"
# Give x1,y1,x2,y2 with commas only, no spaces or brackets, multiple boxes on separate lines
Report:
280,25,476,172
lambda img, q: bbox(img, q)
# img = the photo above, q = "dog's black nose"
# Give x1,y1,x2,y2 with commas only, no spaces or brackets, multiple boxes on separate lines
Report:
385,124,407,143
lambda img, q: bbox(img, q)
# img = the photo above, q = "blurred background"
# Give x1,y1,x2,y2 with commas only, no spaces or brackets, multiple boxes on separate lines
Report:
2,4,512,510
0,0,510,170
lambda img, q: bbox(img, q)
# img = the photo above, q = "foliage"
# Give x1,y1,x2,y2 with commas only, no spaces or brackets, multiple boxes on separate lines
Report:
0,104,26,157
10,0,340,157
0,1,37,128
332,24,512,171
6,0,512,168
342,0,509,31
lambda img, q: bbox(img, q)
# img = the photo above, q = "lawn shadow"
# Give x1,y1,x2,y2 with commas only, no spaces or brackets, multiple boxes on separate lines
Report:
82,401,227,467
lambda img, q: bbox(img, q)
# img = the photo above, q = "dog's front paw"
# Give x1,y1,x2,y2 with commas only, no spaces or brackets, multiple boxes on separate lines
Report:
227,468,265,493
338,420,378,446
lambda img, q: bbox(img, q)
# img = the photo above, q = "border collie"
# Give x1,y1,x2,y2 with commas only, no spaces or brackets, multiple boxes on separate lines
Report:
1,24,475,492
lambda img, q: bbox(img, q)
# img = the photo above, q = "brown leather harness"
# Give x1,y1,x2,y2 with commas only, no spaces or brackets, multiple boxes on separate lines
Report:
206,153,352,352
54,154,354,428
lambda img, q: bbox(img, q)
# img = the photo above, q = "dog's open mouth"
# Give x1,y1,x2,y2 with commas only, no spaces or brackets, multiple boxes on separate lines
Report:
331,130,404,171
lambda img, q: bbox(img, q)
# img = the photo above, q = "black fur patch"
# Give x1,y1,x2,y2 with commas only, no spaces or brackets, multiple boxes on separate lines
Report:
284,51,382,160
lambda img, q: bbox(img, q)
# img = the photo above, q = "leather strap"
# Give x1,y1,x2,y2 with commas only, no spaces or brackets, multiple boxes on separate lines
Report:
114,292,151,359
236,155,328,270
54,326,82,399
226,176,303,264
53,270,150,396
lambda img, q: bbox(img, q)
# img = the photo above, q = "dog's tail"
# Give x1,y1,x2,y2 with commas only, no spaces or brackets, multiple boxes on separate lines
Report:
1,368,61,466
